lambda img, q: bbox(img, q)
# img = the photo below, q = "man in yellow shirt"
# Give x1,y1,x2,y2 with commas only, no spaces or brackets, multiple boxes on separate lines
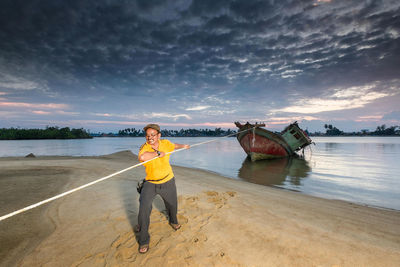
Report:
137,123,190,254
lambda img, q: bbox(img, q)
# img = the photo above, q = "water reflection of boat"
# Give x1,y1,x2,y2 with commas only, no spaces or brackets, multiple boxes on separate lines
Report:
238,157,311,187
234,121,313,161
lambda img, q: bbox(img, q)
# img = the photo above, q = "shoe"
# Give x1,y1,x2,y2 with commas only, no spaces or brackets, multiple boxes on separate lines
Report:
139,244,149,254
169,223,181,231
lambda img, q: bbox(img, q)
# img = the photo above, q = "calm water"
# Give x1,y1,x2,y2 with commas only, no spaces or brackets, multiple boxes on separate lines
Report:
1,137,399,210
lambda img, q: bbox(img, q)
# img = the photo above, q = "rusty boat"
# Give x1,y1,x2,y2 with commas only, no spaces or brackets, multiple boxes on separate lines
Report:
234,121,313,161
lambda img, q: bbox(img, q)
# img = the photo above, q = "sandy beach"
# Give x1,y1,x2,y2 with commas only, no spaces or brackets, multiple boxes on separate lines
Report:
0,150,399,266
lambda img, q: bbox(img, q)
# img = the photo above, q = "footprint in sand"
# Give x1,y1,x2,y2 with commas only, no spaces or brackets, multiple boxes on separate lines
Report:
205,191,237,209
179,191,237,248
192,232,208,243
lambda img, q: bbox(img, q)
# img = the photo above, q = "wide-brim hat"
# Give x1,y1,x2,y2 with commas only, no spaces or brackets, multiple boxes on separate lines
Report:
143,123,160,132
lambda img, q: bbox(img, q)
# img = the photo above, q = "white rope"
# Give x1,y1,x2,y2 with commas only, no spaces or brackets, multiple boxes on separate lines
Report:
0,127,254,222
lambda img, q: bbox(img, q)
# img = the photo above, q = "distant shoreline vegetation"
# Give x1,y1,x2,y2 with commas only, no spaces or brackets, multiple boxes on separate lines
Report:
0,127,92,140
1,124,399,140
106,124,399,137
307,124,400,137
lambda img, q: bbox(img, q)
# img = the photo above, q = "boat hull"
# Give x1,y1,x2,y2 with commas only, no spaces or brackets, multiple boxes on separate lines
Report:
235,121,313,161
237,128,292,161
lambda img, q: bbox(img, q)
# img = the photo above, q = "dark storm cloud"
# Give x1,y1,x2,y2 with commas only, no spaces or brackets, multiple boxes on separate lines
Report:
0,0,399,131
1,0,398,85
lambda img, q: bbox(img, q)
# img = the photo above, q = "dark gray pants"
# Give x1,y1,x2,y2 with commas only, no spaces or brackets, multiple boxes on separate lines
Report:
138,177,178,245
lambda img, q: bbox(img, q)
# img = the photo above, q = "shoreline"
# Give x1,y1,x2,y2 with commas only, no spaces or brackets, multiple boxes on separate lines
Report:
172,161,400,213
3,153,398,213
1,151,399,266
1,136,399,212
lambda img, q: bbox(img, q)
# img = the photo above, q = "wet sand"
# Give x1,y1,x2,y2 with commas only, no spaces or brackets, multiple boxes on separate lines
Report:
0,151,399,266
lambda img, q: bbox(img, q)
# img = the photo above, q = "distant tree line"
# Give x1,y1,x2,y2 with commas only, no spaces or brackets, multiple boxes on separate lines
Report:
118,128,236,137
373,125,399,136
0,127,92,140
5,124,397,140
309,124,400,136
323,124,343,135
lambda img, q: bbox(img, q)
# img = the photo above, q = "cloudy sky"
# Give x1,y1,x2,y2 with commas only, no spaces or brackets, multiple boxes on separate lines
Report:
1,0,399,133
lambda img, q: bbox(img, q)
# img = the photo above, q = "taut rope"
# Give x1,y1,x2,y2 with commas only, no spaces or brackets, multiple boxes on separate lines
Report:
0,127,255,222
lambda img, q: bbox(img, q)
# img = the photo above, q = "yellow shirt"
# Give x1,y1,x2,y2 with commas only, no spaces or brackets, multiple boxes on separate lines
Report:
138,139,175,184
